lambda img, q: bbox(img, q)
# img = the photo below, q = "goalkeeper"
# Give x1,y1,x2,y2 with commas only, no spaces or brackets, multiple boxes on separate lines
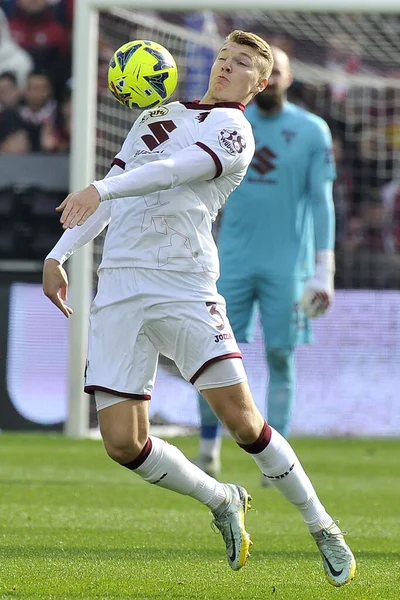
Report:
195,46,336,479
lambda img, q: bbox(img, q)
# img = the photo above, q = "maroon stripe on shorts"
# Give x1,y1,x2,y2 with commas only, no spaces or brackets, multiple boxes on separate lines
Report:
84,385,151,400
195,141,223,178
190,352,242,385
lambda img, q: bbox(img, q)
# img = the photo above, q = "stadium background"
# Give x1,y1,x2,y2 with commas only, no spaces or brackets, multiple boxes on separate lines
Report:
1,4,400,436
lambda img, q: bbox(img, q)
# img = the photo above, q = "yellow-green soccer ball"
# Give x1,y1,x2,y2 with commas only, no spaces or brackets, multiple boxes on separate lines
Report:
108,40,178,109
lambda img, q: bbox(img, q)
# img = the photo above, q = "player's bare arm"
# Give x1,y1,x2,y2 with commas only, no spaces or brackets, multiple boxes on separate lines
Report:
42,258,73,318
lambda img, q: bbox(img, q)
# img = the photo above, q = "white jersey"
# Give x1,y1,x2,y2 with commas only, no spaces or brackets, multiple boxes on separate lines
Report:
47,100,255,278
97,101,254,276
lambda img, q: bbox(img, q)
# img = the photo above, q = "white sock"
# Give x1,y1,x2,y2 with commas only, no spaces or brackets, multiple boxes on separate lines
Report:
199,436,221,460
252,428,333,532
134,436,229,514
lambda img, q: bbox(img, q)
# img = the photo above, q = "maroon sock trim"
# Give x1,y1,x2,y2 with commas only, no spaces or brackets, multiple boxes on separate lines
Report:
122,438,153,470
237,421,272,454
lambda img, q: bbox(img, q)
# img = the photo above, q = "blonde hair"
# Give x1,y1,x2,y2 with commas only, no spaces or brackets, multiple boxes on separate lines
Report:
225,30,273,79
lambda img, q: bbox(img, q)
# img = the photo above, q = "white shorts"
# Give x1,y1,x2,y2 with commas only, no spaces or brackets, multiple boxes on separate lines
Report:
84,267,243,401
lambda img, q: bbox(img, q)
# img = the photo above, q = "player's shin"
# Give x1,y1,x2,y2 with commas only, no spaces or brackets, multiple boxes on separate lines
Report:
195,392,222,476
266,347,295,438
123,438,253,571
123,435,229,513
240,423,333,531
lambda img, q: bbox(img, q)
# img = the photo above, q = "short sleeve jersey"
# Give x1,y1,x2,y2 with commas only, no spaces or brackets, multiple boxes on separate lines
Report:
99,101,255,277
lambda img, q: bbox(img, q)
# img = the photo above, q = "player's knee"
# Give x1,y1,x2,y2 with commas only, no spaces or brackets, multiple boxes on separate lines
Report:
204,380,264,443
222,404,264,445
267,348,293,375
102,432,147,464
227,418,263,445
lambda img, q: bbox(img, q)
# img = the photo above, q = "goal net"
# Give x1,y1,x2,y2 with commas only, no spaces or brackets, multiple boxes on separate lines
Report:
72,6,400,437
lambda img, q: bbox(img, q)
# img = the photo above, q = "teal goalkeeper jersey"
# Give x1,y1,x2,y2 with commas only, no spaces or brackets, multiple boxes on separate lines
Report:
218,101,336,278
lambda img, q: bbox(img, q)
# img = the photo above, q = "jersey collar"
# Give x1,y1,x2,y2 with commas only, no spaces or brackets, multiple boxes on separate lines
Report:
181,101,245,112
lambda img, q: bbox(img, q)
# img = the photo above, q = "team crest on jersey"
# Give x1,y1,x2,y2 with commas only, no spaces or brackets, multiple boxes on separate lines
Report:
282,130,296,143
218,129,246,155
140,106,169,123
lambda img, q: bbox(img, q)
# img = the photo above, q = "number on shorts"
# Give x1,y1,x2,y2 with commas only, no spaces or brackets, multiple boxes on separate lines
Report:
206,301,225,331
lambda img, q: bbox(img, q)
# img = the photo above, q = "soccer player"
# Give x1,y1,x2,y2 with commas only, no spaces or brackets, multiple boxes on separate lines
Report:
43,31,355,586
195,45,336,481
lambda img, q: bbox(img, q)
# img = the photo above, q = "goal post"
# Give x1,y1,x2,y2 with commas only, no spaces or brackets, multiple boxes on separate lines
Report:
66,0,400,437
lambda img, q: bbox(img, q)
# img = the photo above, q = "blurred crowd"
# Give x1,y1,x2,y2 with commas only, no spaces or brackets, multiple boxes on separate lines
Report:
0,0,72,153
1,4,400,287
285,49,400,288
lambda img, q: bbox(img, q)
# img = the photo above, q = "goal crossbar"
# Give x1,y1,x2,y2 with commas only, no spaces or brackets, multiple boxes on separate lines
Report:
87,0,399,10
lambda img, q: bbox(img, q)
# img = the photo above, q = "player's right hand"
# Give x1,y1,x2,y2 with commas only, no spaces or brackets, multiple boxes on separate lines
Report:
42,258,73,318
300,249,335,318
300,282,332,318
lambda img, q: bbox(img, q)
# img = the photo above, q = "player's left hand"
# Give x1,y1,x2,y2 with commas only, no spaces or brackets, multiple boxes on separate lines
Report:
56,185,101,229
300,250,335,318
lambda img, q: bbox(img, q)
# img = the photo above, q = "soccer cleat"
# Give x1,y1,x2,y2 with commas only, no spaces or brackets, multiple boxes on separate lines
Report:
192,454,221,478
312,521,356,587
211,484,253,571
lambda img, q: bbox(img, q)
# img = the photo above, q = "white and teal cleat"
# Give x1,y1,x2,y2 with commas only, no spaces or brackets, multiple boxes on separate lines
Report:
211,484,253,571
312,521,356,587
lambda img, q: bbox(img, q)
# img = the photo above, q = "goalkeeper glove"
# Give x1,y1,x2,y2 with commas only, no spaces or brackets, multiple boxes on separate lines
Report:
300,249,335,318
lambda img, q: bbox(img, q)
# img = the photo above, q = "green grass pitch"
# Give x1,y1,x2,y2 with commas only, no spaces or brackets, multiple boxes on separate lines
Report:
0,433,399,599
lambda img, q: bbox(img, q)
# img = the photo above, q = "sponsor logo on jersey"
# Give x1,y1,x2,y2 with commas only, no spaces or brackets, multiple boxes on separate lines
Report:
214,333,233,343
140,106,169,123
251,145,277,175
134,149,165,157
218,129,246,155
